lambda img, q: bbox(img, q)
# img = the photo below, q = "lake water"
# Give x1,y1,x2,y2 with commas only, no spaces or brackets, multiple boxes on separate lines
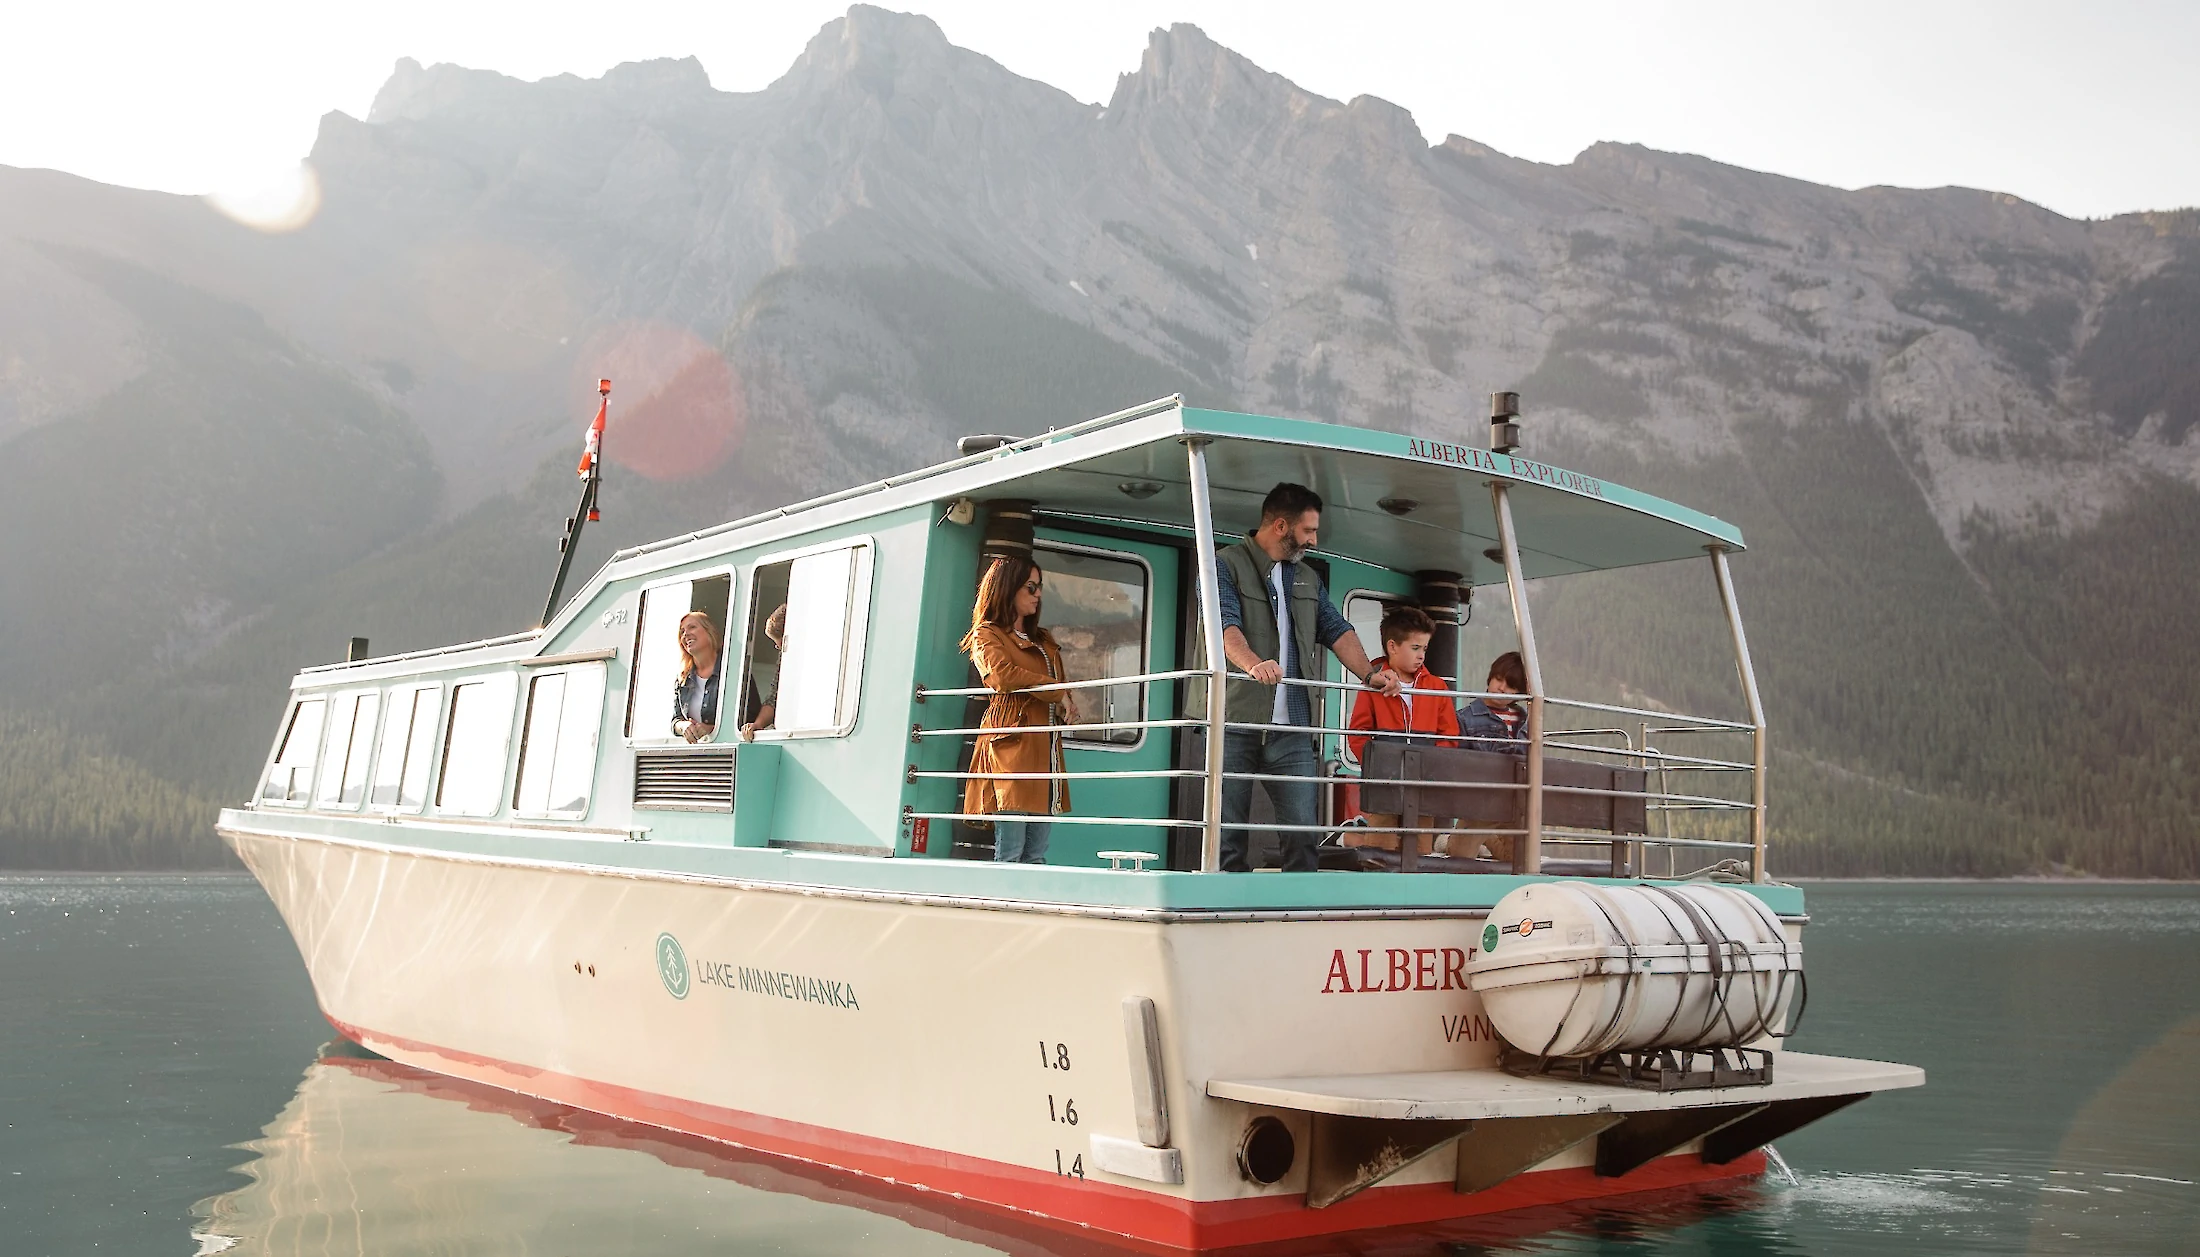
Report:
3,875,2197,1256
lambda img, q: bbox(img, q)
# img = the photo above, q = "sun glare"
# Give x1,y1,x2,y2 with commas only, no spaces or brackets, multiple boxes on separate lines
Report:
205,162,322,233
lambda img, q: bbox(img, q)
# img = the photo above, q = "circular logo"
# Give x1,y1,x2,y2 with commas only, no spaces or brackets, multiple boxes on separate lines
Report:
1482,923,1500,952
1519,917,1536,937
655,932,690,1000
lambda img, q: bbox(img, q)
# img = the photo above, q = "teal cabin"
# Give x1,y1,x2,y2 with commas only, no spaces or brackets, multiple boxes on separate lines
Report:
242,397,1792,918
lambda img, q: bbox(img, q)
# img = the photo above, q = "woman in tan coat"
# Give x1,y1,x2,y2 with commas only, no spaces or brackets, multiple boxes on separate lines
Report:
961,555,1077,863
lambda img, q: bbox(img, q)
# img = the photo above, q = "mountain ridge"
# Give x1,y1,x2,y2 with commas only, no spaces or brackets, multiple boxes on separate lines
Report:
1,5,2195,874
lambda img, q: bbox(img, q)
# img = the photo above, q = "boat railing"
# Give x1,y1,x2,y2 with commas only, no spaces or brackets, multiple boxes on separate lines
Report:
906,671,1214,835
1230,675,1759,875
903,669,1763,875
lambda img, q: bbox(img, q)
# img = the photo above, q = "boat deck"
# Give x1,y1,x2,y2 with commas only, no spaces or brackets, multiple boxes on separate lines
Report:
217,810,1807,919
1208,1050,1923,1120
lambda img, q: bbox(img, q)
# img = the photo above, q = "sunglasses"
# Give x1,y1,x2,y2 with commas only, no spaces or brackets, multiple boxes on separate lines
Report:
1022,581,1043,594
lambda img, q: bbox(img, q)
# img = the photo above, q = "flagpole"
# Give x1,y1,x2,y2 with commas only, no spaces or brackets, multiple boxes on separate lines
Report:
541,378,611,629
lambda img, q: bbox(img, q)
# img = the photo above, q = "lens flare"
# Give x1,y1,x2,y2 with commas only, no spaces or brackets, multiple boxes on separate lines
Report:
205,162,322,233
576,322,746,481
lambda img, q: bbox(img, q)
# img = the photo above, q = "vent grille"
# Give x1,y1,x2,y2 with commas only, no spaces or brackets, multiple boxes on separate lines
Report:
633,748,735,811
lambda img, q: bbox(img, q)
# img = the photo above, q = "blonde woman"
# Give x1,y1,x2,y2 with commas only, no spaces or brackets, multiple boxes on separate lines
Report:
672,610,722,743
960,555,1078,862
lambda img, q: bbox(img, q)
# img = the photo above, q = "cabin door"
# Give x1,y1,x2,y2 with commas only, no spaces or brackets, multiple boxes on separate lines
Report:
1032,529,1179,867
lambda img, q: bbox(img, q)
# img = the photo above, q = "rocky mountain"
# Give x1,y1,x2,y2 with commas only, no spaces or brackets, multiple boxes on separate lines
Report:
2,5,2196,874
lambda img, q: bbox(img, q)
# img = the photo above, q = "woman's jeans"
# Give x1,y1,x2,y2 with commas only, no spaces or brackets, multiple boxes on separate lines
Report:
998,814,1056,867
992,811,1053,864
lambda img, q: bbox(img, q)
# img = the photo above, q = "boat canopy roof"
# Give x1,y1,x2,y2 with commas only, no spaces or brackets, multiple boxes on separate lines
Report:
303,399,1742,677
615,399,1742,589
1015,405,1740,585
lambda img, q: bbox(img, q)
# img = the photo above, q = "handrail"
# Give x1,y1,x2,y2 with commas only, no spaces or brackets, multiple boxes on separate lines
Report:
1539,740,1754,771
906,811,1205,830
910,769,1204,781
1542,695,1756,731
1217,819,1755,849
299,629,540,675
1236,771,1525,789
1222,670,1526,706
1543,783,1749,807
1233,770,1742,808
918,668,1205,700
1548,728,1637,745
1643,724,1755,739
912,718,1203,739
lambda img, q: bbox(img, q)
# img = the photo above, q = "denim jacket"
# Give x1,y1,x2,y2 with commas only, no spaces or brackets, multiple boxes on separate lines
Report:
674,669,721,734
1457,698,1527,756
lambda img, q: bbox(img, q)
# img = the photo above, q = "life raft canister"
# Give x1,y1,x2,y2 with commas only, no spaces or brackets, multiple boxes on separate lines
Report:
1467,881,1803,1059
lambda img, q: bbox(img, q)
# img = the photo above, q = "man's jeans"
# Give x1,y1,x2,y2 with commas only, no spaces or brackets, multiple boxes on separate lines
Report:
1221,730,1322,872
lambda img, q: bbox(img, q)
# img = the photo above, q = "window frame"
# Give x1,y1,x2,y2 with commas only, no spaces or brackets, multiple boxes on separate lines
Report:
624,566,738,745
368,681,446,816
1033,538,1156,755
258,694,329,808
313,687,384,812
511,662,609,821
1339,589,1414,767
736,535,875,742
434,671,520,818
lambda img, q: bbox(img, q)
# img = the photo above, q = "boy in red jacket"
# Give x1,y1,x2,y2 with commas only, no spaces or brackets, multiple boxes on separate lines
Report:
1347,606,1461,863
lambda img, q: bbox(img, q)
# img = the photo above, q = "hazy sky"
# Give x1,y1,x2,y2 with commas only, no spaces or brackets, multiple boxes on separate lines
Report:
6,1,2194,220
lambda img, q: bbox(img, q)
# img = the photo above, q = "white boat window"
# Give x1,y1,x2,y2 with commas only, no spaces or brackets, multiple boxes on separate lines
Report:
1341,592,1409,764
436,674,517,817
744,542,873,737
627,573,733,741
1344,593,1397,660
514,664,607,817
260,697,327,806
370,685,441,812
314,691,380,810
1037,545,1149,747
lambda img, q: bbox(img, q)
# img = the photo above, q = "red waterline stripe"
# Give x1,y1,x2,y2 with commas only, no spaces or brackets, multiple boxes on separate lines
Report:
326,1013,1762,1251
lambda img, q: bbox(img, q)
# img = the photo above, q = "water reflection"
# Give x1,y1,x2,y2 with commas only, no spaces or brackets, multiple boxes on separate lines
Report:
191,1052,1802,1257
193,1051,1003,1257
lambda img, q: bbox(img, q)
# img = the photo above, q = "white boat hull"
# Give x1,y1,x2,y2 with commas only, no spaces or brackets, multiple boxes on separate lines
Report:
225,822,1842,1248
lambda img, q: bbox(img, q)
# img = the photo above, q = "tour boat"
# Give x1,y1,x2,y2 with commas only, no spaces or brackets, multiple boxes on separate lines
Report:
219,395,1922,1251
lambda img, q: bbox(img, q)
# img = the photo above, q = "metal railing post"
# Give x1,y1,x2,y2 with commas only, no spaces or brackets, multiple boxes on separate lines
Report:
1184,436,1228,872
1709,545,1769,882
1490,482,1545,875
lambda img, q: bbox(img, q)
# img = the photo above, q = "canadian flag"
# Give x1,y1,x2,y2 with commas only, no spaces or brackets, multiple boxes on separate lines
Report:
576,379,610,477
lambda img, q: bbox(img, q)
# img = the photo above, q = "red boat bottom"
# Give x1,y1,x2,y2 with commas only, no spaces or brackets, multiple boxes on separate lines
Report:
327,1014,1765,1252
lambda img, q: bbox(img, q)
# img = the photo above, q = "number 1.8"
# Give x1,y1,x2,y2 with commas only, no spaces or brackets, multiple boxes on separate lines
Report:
1038,1041,1071,1070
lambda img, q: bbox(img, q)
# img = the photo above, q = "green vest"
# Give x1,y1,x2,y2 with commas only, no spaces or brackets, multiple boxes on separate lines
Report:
1187,539,1328,724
